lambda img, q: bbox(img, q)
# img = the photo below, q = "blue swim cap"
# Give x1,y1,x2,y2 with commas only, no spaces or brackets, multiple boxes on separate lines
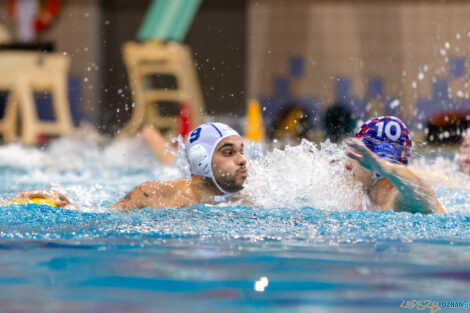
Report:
185,123,240,194
354,116,412,165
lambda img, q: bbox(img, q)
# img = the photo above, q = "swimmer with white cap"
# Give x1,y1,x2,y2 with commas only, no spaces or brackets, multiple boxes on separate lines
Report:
15,123,248,210
345,116,445,214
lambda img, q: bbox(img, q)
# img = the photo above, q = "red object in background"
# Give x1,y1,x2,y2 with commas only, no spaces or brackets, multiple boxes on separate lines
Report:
34,18,47,32
36,133,49,145
7,0,16,15
178,101,192,139
35,0,61,33
8,0,61,33
429,111,470,127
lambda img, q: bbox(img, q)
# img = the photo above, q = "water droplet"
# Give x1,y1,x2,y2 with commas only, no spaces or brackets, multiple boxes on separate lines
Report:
389,99,400,109
254,277,269,292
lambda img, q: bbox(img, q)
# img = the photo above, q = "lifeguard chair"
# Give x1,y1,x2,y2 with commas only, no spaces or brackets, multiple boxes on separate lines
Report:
120,0,204,137
0,51,73,144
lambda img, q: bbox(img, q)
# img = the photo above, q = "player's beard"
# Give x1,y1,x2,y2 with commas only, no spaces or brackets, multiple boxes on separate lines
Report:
215,172,245,193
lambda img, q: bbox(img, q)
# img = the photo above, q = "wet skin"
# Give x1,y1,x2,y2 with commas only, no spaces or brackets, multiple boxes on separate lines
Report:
15,136,445,213
345,139,445,214
15,136,248,210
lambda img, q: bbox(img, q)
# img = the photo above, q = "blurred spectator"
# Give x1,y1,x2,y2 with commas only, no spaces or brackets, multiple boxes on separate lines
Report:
271,105,310,144
323,102,355,142
426,113,470,143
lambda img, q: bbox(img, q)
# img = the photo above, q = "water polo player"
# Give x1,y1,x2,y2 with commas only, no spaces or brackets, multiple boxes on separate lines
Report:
345,116,445,214
16,123,248,210
459,130,470,175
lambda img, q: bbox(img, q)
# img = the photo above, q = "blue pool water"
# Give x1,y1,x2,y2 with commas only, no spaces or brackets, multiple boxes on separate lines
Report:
1,137,470,312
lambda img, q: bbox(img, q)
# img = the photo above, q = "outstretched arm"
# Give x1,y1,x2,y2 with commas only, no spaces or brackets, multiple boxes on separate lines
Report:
15,181,179,211
346,139,445,214
15,189,71,207
140,125,176,165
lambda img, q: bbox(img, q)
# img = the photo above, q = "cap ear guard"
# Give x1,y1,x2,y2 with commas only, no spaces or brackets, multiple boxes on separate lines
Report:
187,144,212,177
185,123,241,195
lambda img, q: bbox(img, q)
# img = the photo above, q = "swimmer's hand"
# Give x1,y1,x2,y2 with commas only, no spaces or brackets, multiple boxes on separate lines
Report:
15,190,71,207
346,139,446,214
346,139,386,174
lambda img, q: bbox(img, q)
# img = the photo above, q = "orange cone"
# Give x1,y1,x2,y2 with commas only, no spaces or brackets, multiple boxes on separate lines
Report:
244,99,265,142
178,101,192,139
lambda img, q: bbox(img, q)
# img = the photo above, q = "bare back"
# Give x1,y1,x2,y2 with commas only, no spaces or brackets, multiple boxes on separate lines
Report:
108,179,196,210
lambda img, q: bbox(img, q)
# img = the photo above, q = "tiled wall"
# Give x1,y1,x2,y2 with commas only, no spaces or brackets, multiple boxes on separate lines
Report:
249,0,470,129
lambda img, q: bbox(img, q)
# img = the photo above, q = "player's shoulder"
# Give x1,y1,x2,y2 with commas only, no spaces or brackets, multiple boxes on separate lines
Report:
138,179,191,195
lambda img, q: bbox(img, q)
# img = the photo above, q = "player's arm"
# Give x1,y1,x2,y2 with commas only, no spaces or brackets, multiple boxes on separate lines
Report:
14,189,71,207
382,162,445,214
140,125,176,165
346,139,445,214
15,181,170,211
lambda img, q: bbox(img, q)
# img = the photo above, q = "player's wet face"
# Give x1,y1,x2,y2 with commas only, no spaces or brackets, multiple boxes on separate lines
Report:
212,136,247,192
345,158,375,191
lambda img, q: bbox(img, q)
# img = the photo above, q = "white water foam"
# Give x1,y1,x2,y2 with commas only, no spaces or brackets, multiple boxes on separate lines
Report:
410,153,470,192
2,135,469,213
241,139,362,210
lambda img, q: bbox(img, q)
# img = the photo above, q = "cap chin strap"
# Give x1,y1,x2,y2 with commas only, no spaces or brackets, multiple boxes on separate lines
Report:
207,135,236,197
211,175,233,196
211,176,236,203
213,193,234,203
367,173,383,192
362,173,383,210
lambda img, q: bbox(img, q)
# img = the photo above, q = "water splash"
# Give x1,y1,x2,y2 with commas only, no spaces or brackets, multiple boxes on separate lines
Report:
1,135,469,214
242,139,362,210
1,135,182,205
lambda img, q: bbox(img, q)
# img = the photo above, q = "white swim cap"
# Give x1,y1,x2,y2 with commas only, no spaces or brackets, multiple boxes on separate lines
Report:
185,123,240,194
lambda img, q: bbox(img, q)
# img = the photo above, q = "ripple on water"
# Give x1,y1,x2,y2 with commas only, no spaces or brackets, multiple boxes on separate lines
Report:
0,204,469,245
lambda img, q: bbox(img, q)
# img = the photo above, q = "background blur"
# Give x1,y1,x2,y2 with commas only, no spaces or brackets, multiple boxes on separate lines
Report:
1,0,469,142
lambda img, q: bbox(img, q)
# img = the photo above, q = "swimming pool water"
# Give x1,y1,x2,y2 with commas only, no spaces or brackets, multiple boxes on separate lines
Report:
1,137,469,312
